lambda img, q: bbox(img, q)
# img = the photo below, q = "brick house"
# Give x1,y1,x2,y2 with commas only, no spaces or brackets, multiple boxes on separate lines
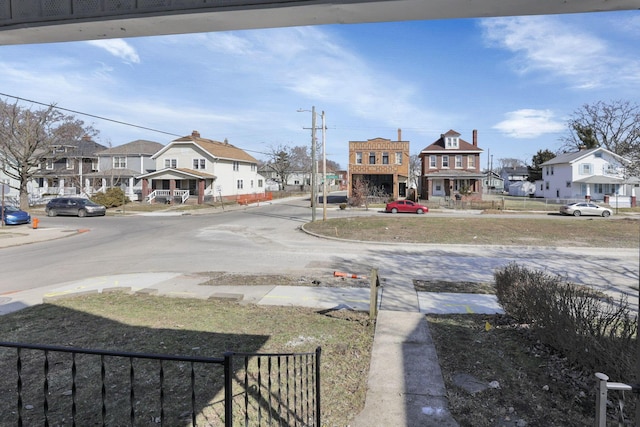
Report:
419,129,483,200
348,129,410,199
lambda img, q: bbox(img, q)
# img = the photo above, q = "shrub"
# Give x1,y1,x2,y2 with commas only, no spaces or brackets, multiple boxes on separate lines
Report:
339,203,347,210
91,188,130,208
494,263,637,381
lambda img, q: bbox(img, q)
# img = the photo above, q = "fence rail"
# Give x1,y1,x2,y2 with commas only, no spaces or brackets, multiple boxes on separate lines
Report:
0,341,320,427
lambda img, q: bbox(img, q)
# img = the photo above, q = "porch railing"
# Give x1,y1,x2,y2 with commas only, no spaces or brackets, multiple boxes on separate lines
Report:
594,372,639,426
146,190,190,204
0,341,321,427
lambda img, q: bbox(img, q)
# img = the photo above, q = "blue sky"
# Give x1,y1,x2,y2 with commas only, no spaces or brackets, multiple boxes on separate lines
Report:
1,10,639,170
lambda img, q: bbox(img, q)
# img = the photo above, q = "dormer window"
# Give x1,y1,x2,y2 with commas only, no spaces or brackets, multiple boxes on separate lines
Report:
445,137,459,149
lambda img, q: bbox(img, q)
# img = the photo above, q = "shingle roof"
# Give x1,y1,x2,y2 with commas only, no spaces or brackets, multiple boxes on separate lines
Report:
167,132,257,163
419,130,482,153
97,140,164,156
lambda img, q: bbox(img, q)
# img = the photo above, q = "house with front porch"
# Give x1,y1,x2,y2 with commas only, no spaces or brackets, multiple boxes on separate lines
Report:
137,131,265,204
31,135,107,198
419,129,484,200
538,147,636,206
88,139,164,201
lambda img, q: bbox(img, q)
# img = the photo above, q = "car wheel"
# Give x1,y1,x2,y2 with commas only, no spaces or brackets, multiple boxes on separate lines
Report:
416,208,424,214
47,209,57,217
391,208,398,214
78,209,87,218
573,210,581,217
602,211,611,217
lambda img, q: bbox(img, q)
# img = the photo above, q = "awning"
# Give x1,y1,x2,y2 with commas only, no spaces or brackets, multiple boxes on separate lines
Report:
573,175,624,184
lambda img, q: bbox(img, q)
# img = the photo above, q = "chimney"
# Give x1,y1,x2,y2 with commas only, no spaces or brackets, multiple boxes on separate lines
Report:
472,129,478,147
191,130,200,138
397,128,402,141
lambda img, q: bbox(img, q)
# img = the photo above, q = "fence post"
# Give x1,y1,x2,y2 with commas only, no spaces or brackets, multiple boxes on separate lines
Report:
315,347,322,427
224,352,233,427
595,372,609,427
369,268,379,321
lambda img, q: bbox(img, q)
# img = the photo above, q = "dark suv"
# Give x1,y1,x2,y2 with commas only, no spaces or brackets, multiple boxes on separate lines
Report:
45,197,106,217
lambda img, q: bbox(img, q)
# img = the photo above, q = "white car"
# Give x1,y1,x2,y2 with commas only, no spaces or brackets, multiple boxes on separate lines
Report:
559,202,612,217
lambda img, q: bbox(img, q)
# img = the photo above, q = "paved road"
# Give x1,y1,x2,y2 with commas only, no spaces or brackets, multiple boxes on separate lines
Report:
1,198,638,307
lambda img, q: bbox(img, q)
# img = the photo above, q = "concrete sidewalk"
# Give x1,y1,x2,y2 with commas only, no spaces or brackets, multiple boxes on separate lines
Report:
0,223,507,426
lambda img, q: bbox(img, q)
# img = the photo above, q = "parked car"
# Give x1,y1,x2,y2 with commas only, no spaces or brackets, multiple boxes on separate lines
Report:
559,202,612,217
45,197,106,217
1,205,31,225
385,200,429,214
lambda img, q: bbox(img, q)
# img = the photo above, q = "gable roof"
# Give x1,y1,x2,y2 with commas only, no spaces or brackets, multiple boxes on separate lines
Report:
154,131,257,163
541,147,627,166
419,129,482,154
97,140,164,156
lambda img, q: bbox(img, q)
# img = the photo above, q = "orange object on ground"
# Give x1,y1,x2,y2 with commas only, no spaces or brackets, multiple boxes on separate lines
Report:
334,271,361,279
32,218,39,229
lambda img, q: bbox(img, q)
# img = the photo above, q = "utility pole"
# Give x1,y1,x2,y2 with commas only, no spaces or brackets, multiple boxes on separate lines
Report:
311,106,317,222
321,110,327,221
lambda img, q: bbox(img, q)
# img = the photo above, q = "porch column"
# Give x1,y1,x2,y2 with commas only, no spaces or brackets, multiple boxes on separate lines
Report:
393,173,398,199
169,179,176,205
59,178,65,195
585,184,591,201
128,177,135,198
198,180,205,204
142,179,149,198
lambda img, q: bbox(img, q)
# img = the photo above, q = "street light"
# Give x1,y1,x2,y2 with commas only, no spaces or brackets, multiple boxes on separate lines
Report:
298,107,327,222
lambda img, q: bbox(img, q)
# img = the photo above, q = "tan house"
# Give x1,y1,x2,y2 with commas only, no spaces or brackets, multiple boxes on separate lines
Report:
348,129,410,199
419,129,483,200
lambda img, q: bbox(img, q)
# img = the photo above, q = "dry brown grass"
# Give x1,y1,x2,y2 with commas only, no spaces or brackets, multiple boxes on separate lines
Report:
304,216,640,247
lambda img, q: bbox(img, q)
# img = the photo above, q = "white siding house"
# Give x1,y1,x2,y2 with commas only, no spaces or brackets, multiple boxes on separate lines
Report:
539,148,629,201
138,131,266,204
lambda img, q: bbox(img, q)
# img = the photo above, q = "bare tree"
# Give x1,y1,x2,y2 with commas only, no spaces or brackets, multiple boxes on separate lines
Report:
496,158,525,170
264,144,293,190
0,99,98,209
561,100,640,176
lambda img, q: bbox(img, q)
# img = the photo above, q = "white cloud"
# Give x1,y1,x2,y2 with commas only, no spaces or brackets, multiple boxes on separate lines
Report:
480,15,639,89
86,39,140,64
493,109,565,138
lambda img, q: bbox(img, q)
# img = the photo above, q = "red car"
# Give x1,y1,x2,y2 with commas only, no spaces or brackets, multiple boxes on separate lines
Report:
385,200,428,214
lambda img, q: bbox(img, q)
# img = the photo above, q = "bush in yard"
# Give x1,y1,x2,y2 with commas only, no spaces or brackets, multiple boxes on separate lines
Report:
494,263,637,381
91,188,130,208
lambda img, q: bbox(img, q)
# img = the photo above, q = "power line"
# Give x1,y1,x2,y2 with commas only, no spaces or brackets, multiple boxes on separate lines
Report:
0,92,183,138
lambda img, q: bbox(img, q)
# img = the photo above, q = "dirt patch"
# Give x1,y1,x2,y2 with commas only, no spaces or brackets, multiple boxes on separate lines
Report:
197,271,371,288
414,279,495,294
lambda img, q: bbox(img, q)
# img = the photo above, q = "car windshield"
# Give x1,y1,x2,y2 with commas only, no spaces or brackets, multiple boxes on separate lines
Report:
5,206,20,212
80,200,101,206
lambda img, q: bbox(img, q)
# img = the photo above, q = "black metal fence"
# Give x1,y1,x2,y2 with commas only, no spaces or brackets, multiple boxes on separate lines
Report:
0,341,321,426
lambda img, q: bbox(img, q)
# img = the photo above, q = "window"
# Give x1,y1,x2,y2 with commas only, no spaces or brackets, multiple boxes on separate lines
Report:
455,155,462,168
251,180,254,188
429,155,436,168
193,159,205,169
233,161,239,171
369,152,376,164
66,159,73,170
467,155,475,168
165,159,177,168
445,137,459,148
566,181,571,188
550,166,554,175
442,155,449,168
546,167,549,176
258,179,263,188
46,159,54,170
91,160,98,172
395,152,402,164
382,152,389,164
251,164,256,171
580,163,592,175
237,179,243,189
545,181,549,190
356,152,362,164
113,157,126,169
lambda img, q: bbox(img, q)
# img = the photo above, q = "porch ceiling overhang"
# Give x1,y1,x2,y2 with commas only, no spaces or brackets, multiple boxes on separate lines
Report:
424,171,485,179
137,167,216,180
574,175,624,184
85,168,140,178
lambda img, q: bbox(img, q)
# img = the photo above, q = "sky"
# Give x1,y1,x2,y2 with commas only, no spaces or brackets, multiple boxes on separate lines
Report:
0,10,639,170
